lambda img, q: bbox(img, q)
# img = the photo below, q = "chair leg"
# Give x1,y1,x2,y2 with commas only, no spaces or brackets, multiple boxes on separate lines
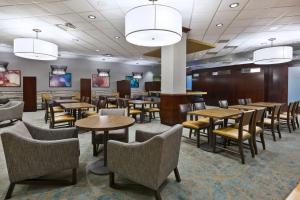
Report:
189,129,192,138
109,172,115,188
72,168,77,185
238,141,245,164
5,183,15,199
93,144,98,156
213,134,217,153
196,130,200,148
287,120,292,133
260,133,266,150
174,167,181,182
277,125,281,139
248,138,255,158
154,190,162,200
292,119,297,131
271,128,276,141
253,135,258,154
296,116,299,128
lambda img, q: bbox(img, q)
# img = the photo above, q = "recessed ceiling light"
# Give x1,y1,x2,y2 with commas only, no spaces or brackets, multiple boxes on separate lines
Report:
216,23,223,27
136,62,139,64
114,36,120,39
88,15,96,19
229,3,239,8
96,49,100,52
105,54,112,57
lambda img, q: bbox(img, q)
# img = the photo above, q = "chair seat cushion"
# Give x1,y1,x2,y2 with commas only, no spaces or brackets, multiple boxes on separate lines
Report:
213,126,251,140
264,118,279,125
4,121,32,139
279,114,289,119
55,114,75,123
146,108,160,112
107,104,117,108
48,106,64,113
182,120,209,129
130,109,142,115
242,125,263,134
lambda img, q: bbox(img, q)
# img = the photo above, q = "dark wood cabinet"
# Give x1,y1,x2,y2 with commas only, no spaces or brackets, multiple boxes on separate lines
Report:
145,81,161,92
23,77,37,112
80,79,91,103
117,80,131,98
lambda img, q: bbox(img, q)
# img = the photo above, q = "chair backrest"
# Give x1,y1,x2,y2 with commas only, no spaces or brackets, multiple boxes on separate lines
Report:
99,108,127,116
238,111,254,134
286,102,295,118
252,108,265,130
270,105,282,123
194,102,206,110
245,98,252,104
179,104,192,114
96,99,107,112
85,97,90,103
238,99,246,105
219,100,229,108
294,101,299,116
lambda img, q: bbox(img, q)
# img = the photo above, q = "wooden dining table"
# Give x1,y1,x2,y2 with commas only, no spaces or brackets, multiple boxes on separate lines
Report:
129,100,159,123
248,102,284,108
54,99,79,104
60,102,95,119
75,115,135,175
188,108,242,152
229,105,266,111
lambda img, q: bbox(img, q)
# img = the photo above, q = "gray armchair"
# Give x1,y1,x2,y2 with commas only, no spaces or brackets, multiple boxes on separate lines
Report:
92,108,129,156
107,124,183,200
0,121,80,199
0,101,24,123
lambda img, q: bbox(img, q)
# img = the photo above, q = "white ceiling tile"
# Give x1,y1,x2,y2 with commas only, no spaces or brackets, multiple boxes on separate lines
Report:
64,0,95,12
38,2,73,14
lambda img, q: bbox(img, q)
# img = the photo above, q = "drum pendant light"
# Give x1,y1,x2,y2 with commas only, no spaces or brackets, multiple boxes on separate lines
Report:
14,29,58,61
125,0,182,47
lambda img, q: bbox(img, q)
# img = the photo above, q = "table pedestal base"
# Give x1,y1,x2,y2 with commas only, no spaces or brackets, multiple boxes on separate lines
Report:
87,159,109,175
200,142,223,153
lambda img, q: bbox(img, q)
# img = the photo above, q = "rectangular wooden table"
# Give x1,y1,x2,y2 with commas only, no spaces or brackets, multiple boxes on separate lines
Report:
61,102,96,119
129,100,158,123
188,108,242,152
229,105,266,111
54,99,79,104
248,102,284,108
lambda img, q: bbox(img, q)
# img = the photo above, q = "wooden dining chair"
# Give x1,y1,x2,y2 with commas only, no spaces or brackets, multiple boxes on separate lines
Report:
49,104,75,129
179,104,210,148
83,98,107,118
123,99,142,121
218,100,229,108
238,99,246,105
44,99,64,123
145,99,160,122
245,98,252,104
264,105,282,141
250,108,266,154
295,101,299,128
280,102,296,133
194,102,206,110
213,111,255,164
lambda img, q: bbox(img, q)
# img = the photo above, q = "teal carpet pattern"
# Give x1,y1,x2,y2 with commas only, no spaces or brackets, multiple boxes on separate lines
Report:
0,111,299,200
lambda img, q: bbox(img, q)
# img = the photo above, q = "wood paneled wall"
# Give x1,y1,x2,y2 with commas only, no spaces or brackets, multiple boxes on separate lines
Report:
190,63,289,106
117,80,131,98
145,81,161,92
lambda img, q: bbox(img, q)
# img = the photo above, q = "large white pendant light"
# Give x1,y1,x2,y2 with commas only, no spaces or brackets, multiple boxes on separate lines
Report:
253,38,293,65
14,29,58,61
125,0,182,47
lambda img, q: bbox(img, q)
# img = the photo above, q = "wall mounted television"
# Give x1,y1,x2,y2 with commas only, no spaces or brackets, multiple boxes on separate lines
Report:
0,70,21,87
49,72,72,87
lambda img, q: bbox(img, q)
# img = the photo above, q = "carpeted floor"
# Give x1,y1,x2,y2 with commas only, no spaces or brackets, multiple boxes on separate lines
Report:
0,111,300,200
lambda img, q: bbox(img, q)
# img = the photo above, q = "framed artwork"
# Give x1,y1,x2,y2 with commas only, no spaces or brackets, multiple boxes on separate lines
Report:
0,70,21,87
126,75,139,88
49,72,72,87
92,74,110,88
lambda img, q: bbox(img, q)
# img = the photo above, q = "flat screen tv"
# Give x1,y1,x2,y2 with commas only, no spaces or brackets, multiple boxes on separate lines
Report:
126,75,139,88
92,74,110,88
49,73,72,87
186,75,192,90
0,70,21,87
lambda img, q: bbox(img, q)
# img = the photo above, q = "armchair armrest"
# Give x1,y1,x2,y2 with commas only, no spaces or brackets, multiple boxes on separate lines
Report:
135,130,163,142
24,121,77,140
1,132,80,183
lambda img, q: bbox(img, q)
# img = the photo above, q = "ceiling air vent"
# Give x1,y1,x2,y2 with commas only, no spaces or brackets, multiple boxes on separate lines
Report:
217,39,230,43
56,23,76,31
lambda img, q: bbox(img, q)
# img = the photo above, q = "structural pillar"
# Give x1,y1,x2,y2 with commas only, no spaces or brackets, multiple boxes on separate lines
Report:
160,33,189,125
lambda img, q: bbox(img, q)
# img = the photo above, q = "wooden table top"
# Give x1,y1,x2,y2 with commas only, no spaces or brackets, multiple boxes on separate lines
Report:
248,102,284,108
188,108,242,119
286,183,300,200
75,115,135,131
54,99,79,104
60,102,95,109
229,105,266,111
129,100,156,104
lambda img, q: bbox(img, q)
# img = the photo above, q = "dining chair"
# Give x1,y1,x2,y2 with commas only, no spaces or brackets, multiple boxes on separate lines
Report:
194,102,206,110
219,100,229,108
49,104,75,129
238,99,246,105
213,111,255,164
295,101,299,128
92,108,129,156
123,99,142,121
44,99,64,123
250,108,266,154
179,104,210,148
280,102,296,133
245,98,252,104
83,98,107,118
145,99,160,122
264,105,282,141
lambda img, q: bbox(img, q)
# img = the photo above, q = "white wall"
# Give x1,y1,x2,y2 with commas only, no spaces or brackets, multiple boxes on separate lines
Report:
0,52,161,93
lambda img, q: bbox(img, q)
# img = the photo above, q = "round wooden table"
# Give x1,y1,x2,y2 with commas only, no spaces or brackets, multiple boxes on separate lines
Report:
75,115,135,175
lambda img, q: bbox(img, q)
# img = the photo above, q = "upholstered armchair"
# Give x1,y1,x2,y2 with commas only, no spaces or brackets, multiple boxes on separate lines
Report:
107,124,183,200
0,121,80,199
0,101,24,123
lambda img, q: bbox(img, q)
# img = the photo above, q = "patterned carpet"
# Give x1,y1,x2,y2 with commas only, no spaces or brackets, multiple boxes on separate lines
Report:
0,111,299,200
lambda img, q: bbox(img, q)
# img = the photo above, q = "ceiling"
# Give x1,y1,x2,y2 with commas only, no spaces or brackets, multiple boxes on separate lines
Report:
0,0,300,65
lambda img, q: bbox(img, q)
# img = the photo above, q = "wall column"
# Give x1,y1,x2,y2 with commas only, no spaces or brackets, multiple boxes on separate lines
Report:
160,34,188,125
